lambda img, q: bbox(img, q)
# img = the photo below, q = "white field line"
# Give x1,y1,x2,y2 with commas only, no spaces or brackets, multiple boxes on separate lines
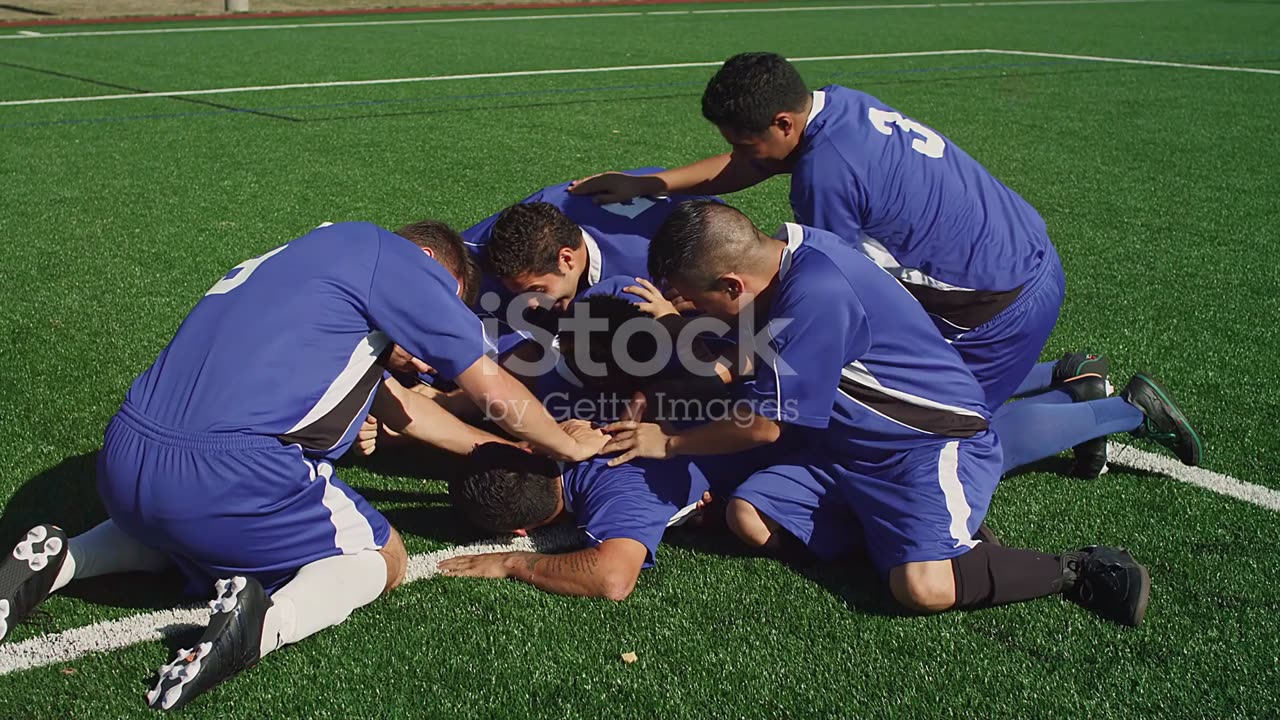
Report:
4,46,1276,109
0,523,583,677
0,49,987,107
1108,442,1280,512
0,446,1275,676
0,0,1174,41
986,48,1280,76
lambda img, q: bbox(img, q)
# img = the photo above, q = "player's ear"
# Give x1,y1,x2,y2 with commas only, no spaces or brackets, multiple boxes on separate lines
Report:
421,247,436,259
774,112,797,137
720,274,745,299
558,246,576,273
513,528,529,537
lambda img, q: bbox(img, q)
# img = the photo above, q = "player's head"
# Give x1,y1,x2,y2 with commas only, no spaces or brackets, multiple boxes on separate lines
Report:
395,220,481,306
485,202,587,314
558,294,665,394
649,200,775,322
701,52,811,163
450,443,565,533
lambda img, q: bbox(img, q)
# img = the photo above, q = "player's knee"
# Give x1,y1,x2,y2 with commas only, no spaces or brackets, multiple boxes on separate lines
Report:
890,561,957,614
725,498,773,549
379,527,408,593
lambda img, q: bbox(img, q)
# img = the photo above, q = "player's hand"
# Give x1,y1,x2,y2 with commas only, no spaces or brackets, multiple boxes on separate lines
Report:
687,491,716,528
559,420,609,462
621,391,648,423
625,277,679,318
354,415,379,456
568,172,665,205
439,552,514,579
663,286,698,314
601,421,676,466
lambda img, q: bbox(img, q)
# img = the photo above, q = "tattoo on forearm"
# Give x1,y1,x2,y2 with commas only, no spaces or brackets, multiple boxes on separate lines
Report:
523,550,599,581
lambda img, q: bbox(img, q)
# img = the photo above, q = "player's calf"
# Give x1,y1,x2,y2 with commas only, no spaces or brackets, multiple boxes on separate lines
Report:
379,526,408,592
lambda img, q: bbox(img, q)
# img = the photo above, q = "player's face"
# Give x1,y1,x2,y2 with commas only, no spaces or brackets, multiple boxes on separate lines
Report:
504,269,580,314
719,122,798,164
669,277,741,323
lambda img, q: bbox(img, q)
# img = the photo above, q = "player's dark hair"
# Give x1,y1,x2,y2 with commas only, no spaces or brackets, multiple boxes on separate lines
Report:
649,200,766,288
701,52,811,135
395,220,480,305
557,295,664,393
485,202,583,281
449,443,562,533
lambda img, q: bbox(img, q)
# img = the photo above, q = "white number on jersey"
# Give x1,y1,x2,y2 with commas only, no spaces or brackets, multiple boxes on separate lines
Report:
599,196,659,220
867,107,946,159
205,245,288,296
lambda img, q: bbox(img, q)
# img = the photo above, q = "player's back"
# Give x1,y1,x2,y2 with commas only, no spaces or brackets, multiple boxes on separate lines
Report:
126,223,419,450
779,224,990,450
790,85,1049,298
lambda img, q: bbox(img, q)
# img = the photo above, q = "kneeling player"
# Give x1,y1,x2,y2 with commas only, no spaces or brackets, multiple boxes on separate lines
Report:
0,221,607,710
604,202,1203,626
440,442,749,599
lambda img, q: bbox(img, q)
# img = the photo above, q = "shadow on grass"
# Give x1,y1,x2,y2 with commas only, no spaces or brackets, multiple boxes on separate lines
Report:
663,526,899,618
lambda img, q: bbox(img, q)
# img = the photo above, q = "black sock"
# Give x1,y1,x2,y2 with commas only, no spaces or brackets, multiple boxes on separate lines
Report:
951,543,1066,610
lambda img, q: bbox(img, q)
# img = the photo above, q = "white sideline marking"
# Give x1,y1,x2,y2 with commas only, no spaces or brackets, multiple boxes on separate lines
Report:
0,49,987,107
0,0,1173,41
4,46,1275,109
0,447,1276,675
986,48,1280,76
0,524,583,677
1108,442,1280,512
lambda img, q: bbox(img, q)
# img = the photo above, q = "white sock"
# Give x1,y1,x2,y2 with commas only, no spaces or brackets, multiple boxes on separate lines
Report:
258,550,387,659
50,520,173,593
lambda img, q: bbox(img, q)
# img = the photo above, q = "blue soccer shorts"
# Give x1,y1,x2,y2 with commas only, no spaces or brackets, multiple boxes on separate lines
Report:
97,402,390,595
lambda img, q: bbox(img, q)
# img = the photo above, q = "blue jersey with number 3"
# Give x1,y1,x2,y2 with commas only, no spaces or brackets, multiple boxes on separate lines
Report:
124,222,485,458
790,85,1050,296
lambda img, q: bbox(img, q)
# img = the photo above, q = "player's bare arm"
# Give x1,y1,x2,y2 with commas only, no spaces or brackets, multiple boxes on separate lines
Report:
569,153,774,204
440,538,648,601
602,413,782,466
370,379,509,456
454,355,608,462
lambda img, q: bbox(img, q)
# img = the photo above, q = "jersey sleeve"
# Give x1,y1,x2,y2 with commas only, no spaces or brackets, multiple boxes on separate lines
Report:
366,228,486,380
790,142,869,237
577,465,683,567
746,256,871,429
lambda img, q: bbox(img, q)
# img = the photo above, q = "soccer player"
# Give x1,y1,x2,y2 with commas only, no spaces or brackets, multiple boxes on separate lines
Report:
603,202,1202,626
439,442,751,600
0,221,607,711
569,53,1202,477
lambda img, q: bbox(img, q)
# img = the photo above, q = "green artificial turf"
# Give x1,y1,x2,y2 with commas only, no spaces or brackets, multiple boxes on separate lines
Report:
1,0,1278,717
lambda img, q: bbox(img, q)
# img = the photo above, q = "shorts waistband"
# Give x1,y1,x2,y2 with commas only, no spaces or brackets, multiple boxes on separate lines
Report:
115,401,282,451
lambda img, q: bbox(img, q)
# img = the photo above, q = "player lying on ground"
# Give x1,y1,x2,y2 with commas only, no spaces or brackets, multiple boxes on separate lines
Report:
602,202,1203,627
439,442,753,599
0,221,609,712
571,52,1203,477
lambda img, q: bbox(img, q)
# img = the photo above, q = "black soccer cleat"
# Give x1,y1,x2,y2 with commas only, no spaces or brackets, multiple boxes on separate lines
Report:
0,524,68,644
1053,353,1111,479
1061,545,1151,627
1120,372,1203,466
146,576,271,712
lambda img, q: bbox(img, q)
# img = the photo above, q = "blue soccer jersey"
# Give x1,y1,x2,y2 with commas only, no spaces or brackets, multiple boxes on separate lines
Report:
745,224,989,453
789,85,1052,333
125,222,486,458
561,455,746,566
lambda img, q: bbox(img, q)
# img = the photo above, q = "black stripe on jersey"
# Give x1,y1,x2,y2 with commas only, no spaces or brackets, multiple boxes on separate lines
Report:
903,284,1024,332
838,376,988,438
278,353,388,452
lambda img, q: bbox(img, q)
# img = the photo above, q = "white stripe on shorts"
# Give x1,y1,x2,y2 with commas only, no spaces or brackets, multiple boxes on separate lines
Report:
937,441,978,550
316,461,377,554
